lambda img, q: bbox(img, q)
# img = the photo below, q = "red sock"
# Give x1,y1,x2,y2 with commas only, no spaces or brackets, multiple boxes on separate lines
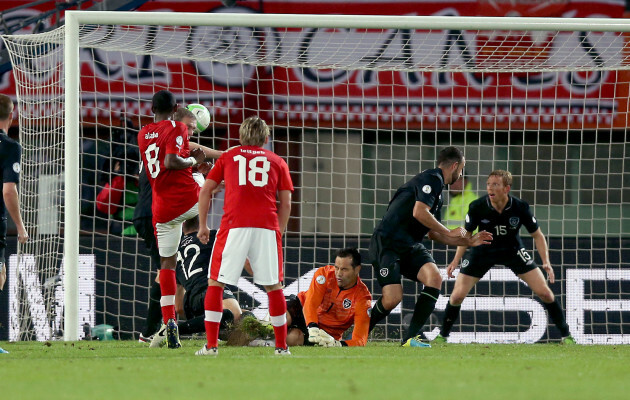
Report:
204,286,224,349
158,269,176,324
267,288,287,350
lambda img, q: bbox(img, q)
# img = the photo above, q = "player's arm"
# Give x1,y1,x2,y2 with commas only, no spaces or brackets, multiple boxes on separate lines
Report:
277,190,292,236
303,269,327,325
343,294,372,347
413,201,454,236
164,147,206,170
189,142,223,160
531,228,554,284
3,182,28,244
428,228,491,248
197,178,219,245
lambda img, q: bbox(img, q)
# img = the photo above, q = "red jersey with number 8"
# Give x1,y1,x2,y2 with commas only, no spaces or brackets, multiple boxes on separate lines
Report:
138,120,199,224
206,145,293,230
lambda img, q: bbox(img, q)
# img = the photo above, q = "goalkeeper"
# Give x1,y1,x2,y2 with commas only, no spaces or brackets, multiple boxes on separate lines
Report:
286,248,372,347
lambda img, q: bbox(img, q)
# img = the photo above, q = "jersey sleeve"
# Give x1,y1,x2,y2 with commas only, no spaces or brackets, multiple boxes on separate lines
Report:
277,159,294,192
344,289,372,347
302,267,329,326
164,122,188,155
464,202,479,232
2,142,21,184
206,153,225,183
520,201,540,233
415,175,441,208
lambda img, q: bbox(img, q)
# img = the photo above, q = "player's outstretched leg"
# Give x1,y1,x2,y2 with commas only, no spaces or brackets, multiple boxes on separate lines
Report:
543,300,575,344
436,301,462,342
401,286,440,347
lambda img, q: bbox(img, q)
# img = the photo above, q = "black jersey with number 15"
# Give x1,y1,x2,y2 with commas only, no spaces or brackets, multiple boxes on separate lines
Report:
374,168,444,247
465,195,539,252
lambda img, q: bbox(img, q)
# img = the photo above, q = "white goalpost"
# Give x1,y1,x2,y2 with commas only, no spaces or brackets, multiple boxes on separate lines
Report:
2,11,629,343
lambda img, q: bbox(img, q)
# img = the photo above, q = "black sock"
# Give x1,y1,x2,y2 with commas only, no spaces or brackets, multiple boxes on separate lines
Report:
544,300,570,337
142,279,162,337
440,301,461,337
403,287,440,342
369,298,392,332
178,316,205,335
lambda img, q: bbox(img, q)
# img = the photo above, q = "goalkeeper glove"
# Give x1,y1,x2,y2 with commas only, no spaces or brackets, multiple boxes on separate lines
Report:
307,325,325,344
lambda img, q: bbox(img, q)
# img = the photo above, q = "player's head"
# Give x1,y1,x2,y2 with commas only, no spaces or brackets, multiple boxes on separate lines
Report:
183,216,200,234
0,94,14,129
334,248,361,289
151,90,177,119
173,108,197,138
487,170,512,201
239,116,269,147
437,146,465,185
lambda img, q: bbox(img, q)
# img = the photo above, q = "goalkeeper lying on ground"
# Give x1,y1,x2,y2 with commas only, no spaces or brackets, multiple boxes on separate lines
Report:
285,248,372,347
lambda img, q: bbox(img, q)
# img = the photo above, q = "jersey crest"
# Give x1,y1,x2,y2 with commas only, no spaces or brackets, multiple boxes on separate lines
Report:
343,298,352,309
509,217,520,227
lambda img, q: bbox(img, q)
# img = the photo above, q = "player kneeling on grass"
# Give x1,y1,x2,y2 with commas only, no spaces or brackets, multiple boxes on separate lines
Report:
285,248,372,347
435,170,575,344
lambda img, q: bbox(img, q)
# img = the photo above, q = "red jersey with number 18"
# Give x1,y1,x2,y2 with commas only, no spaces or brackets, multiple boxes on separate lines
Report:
137,120,200,224
206,145,293,230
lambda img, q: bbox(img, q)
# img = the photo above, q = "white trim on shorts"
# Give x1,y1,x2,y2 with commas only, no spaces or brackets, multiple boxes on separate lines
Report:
155,203,198,257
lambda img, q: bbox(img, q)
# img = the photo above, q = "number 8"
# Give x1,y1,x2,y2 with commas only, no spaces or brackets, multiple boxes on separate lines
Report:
145,143,161,178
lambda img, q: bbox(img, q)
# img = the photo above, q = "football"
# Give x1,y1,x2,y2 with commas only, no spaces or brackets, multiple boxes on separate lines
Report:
186,103,211,133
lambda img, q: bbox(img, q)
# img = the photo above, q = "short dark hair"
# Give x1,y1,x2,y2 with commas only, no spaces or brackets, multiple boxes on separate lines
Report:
0,94,14,121
437,146,464,167
335,248,361,268
152,90,177,114
183,216,199,232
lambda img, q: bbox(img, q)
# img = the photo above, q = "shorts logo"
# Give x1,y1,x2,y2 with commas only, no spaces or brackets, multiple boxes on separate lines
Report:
509,217,520,227
532,217,537,224
379,268,389,277
422,185,432,194
343,298,352,309
12,162,20,174
316,275,326,285
461,259,470,268
465,214,470,224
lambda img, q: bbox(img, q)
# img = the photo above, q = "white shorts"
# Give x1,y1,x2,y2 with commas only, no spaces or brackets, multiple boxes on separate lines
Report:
155,203,198,257
209,227,283,286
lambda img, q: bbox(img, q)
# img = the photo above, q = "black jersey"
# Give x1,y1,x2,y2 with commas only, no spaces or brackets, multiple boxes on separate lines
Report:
374,168,444,247
176,231,216,299
0,129,21,220
465,195,539,252
132,166,153,221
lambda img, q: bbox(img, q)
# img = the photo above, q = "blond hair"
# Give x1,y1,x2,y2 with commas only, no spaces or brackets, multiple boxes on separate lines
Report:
239,116,269,146
173,107,195,122
488,170,513,187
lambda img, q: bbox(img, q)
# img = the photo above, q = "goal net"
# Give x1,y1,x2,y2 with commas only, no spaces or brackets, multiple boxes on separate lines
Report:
2,12,629,343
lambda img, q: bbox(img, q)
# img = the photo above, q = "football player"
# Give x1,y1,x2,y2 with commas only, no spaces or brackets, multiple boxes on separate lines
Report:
435,170,575,344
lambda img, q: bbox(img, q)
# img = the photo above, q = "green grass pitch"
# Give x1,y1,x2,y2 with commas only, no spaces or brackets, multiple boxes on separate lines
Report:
1,340,628,400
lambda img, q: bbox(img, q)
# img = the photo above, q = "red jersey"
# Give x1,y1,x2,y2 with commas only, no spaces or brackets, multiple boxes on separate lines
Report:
137,120,200,224
298,265,372,346
206,145,293,230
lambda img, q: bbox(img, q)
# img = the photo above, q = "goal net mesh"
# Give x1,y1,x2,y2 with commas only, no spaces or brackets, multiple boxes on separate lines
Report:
2,16,629,343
